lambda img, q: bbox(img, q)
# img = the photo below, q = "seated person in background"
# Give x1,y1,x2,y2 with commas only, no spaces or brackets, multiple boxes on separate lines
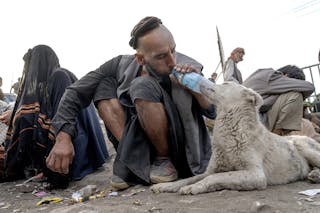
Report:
50,16,216,190
304,98,320,129
208,72,217,83
0,77,4,101
0,45,109,188
0,100,12,145
243,65,314,136
223,47,245,84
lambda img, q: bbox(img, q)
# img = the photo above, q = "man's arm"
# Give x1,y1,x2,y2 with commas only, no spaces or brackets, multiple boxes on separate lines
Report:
266,71,315,99
48,55,122,174
51,56,122,137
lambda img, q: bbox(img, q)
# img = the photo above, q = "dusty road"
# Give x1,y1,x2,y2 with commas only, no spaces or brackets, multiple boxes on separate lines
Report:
1,132,320,213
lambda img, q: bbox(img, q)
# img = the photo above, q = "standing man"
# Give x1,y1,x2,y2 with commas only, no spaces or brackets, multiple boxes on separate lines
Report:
10,78,21,94
49,16,216,190
223,47,245,84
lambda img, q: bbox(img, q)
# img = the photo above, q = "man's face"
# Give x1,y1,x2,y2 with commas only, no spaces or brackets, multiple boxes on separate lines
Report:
135,26,176,76
234,51,245,63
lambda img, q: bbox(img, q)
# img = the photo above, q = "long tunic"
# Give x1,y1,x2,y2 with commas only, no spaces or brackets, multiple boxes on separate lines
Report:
223,58,243,84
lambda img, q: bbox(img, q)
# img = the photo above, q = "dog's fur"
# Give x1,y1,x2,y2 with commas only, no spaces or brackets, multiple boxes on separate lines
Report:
151,82,320,195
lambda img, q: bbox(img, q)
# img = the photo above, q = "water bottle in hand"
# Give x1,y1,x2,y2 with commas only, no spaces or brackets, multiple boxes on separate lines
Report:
172,69,215,94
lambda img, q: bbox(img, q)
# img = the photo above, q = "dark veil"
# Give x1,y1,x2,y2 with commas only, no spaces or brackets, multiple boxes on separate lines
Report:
4,45,61,179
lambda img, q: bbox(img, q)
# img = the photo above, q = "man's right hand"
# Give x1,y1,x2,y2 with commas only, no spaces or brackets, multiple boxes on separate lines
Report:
46,131,74,174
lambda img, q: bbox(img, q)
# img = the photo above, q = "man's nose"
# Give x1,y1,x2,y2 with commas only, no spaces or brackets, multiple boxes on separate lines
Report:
167,52,176,67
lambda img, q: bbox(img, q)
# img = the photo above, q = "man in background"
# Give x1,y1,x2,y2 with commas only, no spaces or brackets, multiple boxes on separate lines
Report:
223,47,245,84
244,65,314,136
10,78,21,94
0,77,4,101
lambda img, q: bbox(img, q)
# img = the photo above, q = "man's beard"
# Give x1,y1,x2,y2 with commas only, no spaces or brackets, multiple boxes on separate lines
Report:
145,64,172,95
145,64,171,78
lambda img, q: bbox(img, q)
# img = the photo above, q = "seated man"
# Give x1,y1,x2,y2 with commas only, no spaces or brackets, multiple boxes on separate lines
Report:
50,16,216,190
243,65,314,136
208,72,217,83
0,45,108,188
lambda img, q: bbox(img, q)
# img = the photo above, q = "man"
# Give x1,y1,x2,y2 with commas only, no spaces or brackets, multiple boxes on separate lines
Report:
49,16,216,189
0,77,4,101
208,72,217,83
223,47,245,84
10,78,20,94
243,65,314,136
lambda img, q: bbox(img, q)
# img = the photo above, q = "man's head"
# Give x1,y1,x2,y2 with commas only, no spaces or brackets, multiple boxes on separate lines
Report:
130,16,176,75
210,73,217,80
278,65,305,80
230,47,245,63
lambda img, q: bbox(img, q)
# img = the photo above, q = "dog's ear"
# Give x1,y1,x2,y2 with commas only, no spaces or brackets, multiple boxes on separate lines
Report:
242,88,263,108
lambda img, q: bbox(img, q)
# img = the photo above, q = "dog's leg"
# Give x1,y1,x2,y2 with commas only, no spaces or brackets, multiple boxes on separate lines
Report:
292,136,320,167
179,169,266,195
150,173,209,193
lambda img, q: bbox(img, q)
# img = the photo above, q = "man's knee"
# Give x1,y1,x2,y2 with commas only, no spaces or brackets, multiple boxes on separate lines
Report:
279,91,303,105
276,92,303,114
130,76,162,103
94,77,118,104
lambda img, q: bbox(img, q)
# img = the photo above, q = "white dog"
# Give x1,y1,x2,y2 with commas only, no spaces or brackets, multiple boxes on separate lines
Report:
151,82,320,195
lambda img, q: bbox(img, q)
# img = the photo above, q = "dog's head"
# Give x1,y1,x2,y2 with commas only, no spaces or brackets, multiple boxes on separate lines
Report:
201,81,263,110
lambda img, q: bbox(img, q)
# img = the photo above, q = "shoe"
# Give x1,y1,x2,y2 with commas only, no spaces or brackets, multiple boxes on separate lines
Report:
272,128,292,136
150,157,178,184
110,175,130,190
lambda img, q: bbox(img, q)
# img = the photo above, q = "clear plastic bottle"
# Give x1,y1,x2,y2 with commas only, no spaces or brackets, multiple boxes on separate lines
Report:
72,185,97,202
171,69,215,94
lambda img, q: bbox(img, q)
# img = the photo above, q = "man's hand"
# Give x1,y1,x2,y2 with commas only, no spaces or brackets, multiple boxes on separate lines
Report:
46,131,74,174
0,110,13,125
170,64,201,90
174,64,201,74
171,64,212,110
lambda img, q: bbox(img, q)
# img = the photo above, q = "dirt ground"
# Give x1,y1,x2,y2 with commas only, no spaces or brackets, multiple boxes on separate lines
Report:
2,132,320,213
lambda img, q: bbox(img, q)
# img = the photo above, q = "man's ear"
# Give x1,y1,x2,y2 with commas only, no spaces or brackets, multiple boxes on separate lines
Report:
135,53,145,65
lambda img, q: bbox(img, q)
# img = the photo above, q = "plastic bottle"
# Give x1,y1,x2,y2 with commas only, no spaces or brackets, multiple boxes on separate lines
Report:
71,185,97,202
171,69,215,94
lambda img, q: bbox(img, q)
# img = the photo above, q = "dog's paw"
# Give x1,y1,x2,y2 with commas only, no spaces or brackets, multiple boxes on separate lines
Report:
150,182,181,193
179,183,207,195
308,168,320,183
